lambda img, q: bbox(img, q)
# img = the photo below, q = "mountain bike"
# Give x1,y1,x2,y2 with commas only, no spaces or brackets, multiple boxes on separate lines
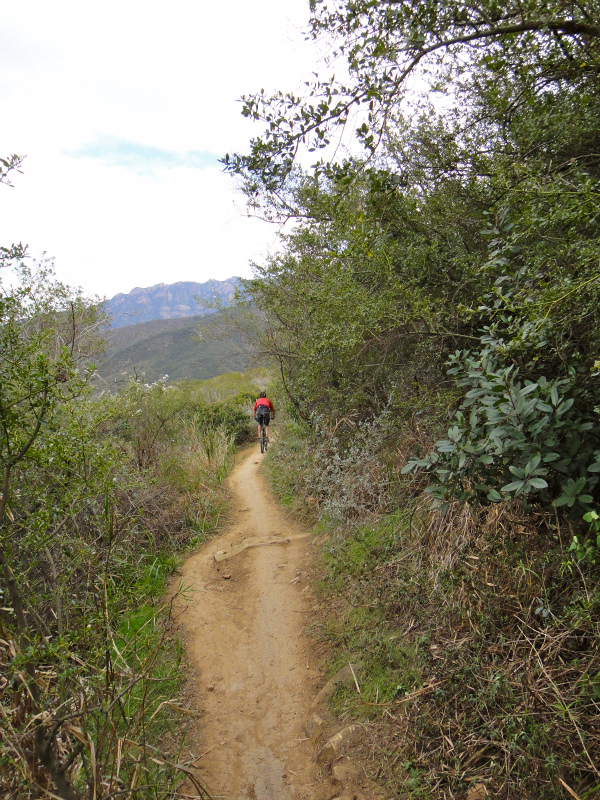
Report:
258,418,269,454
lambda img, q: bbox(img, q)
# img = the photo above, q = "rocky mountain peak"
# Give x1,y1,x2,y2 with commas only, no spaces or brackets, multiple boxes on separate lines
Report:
104,277,240,328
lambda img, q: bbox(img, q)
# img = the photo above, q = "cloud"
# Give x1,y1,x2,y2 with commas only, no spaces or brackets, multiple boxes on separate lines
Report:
68,136,220,174
0,0,318,296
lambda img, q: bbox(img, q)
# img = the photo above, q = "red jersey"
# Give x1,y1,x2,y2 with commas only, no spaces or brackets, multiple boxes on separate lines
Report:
253,397,274,416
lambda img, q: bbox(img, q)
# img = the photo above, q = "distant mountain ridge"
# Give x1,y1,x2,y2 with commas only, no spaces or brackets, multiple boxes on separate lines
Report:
105,277,239,328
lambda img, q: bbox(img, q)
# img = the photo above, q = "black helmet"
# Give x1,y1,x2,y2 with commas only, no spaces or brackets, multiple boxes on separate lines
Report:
259,391,266,397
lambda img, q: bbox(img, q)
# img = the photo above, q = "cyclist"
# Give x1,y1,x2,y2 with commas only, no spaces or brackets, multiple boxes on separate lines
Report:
253,391,274,443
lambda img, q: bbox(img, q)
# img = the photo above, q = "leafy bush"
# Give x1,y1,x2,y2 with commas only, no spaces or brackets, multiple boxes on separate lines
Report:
198,395,253,443
403,348,600,510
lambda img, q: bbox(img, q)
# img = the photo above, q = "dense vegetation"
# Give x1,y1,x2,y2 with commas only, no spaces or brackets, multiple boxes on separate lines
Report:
228,1,600,796
230,0,600,514
0,211,259,798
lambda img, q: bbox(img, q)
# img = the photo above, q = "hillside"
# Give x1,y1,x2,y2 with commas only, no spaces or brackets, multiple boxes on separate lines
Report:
96,311,255,387
105,277,239,329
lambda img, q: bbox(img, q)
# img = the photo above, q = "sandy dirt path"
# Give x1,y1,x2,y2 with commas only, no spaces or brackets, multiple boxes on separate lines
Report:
175,446,322,800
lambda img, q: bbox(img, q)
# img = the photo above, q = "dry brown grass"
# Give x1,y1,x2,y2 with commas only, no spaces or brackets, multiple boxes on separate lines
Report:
310,500,600,799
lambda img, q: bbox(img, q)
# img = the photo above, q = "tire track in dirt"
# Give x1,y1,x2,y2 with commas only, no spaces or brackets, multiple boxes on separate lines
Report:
174,446,322,800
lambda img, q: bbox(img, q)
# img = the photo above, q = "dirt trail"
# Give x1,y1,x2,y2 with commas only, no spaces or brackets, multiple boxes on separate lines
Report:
175,446,322,800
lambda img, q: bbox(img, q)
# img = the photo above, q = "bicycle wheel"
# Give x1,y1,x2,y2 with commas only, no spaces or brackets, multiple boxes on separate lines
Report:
260,425,265,454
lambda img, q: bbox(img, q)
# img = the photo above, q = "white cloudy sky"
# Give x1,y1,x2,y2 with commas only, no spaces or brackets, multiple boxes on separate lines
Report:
0,0,321,298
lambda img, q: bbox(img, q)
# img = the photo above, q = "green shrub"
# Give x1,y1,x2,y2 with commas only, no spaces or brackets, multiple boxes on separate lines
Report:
198,396,252,443
403,348,600,510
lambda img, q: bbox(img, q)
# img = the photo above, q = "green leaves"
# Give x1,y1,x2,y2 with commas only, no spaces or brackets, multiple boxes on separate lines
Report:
404,345,600,509
568,510,600,563
501,454,549,496
0,259,102,490
554,477,594,508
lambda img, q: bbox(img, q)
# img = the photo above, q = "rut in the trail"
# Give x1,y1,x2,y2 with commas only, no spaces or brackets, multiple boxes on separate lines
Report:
175,447,322,800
